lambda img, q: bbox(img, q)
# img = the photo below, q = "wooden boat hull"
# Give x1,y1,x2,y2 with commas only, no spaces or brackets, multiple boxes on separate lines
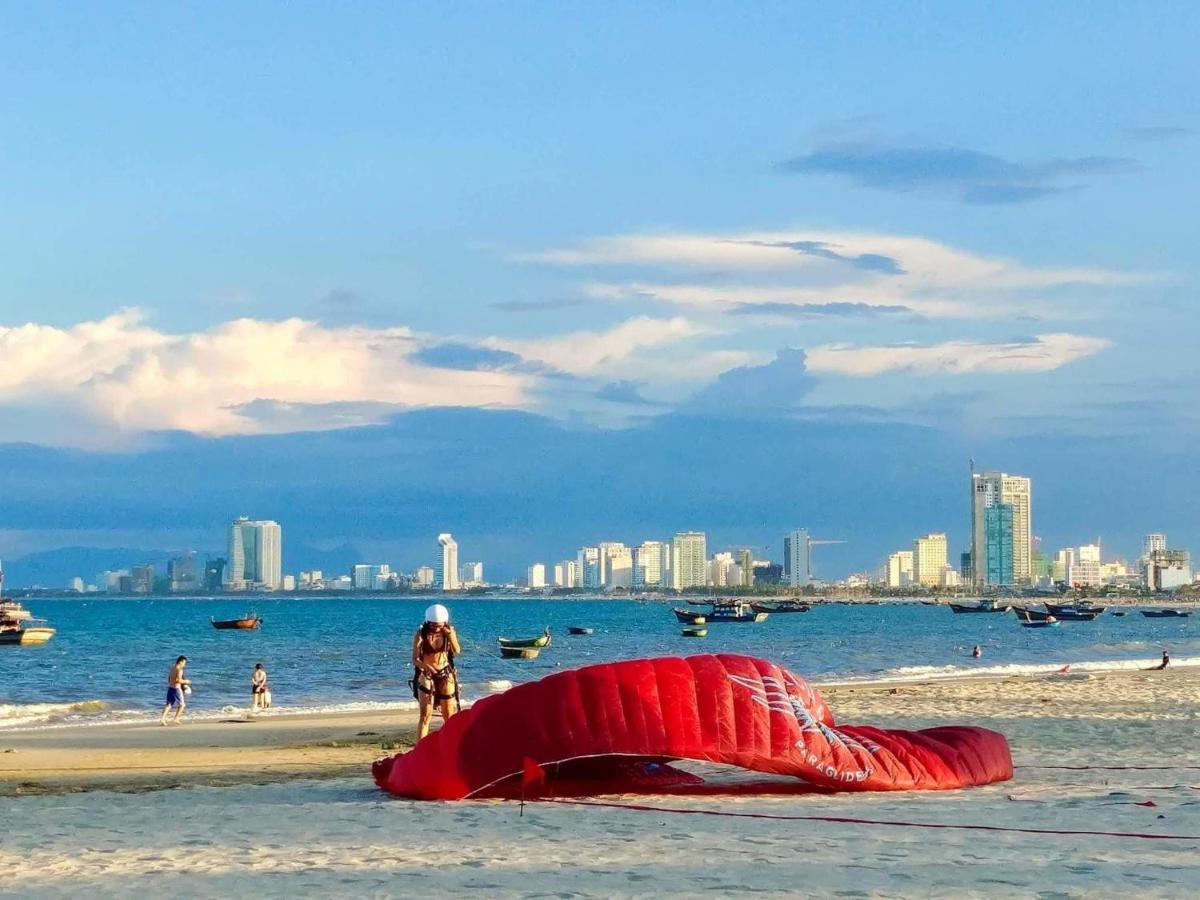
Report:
949,603,1009,614
497,629,551,649
0,626,55,645
750,603,810,614
707,612,768,623
212,617,262,630
500,646,541,659
1020,620,1060,629
567,627,593,635
1141,610,1192,618
1011,606,1055,622
673,608,707,624
681,626,708,637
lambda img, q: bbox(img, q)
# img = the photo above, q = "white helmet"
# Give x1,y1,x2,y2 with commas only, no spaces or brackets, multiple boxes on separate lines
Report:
424,603,450,624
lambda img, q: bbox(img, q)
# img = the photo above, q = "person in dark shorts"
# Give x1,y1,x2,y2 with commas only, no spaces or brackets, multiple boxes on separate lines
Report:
160,655,191,725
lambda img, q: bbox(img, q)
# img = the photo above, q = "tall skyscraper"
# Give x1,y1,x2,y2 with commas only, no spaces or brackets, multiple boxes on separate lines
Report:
737,548,755,587
601,543,633,590
783,528,811,588
460,562,484,585
527,563,546,589
436,533,460,590
970,471,1032,586
632,541,667,588
578,547,601,589
226,518,282,589
913,533,948,587
983,505,1014,586
670,532,707,589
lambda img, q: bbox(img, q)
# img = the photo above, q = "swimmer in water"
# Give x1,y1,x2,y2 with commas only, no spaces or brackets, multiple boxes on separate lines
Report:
971,645,982,659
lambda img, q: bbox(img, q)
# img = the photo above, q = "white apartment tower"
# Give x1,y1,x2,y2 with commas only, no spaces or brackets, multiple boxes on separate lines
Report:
527,563,546,589
436,534,460,590
886,550,914,588
632,541,667,589
670,532,707,589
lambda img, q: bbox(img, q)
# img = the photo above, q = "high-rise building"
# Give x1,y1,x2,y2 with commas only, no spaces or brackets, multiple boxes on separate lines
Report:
1145,548,1192,591
168,552,199,593
553,560,578,588
913,533,948,587
886,551,914,588
69,576,84,593
226,518,282,589
670,532,707,589
578,547,601,589
601,543,633,590
459,562,484,585
131,564,154,594
709,552,735,587
984,504,1015,586
970,471,1032,586
204,558,226,592
435,534,460,590
1143,533,1167,560
632,541,667,589
527,563,546,589
414,566,435,588
737,549,755,587
783,529,811,588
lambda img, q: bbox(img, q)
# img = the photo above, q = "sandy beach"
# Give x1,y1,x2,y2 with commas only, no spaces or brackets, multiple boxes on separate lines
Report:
2,667,1198,897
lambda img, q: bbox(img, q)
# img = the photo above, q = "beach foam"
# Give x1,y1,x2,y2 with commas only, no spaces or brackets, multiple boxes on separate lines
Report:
832,654,1200,686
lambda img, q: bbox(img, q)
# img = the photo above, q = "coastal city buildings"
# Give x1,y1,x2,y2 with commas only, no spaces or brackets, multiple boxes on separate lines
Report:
527,563,546,589
553,559,579,588
1145,548,1192,591
414,566,434,588
1143,533,1167,560
460,562,484,585
226,517,282,590
886,551,914,588
670,532,707,589
435,534,460,590
970,471,1032,587
167,552,198,593
913,533,948,587
783,528,811,588
632,541,667,589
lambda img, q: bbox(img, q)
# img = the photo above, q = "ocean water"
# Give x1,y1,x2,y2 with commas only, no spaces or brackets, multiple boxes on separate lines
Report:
1,596,1196,729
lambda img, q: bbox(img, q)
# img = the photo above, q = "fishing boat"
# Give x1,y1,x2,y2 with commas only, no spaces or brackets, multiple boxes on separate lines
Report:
0,616,55,645
1019,618,1060,629
211,615,263,630
497,627,552,649
749,600,811,614
707,602,768,623
673,607,707,624
0,600,31,621
681,625,708,638
949,600,1010,614
1141,609,1192,619
1011,606,1055,622
500,646,541,659
1046,602,1105,619
568,626,594,635
1112,611,1128,617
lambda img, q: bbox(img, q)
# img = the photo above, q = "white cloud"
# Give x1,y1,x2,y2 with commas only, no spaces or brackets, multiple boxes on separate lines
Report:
485,315,708,377
806,333,1112,376
0,310,535,443
523,229,1148,320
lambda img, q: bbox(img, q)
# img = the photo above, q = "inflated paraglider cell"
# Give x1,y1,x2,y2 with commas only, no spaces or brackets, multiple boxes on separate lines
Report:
373,654,1013,800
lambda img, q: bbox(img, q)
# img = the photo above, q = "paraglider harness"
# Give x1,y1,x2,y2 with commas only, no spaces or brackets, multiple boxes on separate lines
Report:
411,624,461,713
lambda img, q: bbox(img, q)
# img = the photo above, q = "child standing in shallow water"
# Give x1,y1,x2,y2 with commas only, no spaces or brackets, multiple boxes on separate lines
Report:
251,662,270,711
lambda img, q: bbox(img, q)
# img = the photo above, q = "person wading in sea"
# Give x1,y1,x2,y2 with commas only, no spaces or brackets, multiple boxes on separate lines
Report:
160,655,191,725
412,604,461,740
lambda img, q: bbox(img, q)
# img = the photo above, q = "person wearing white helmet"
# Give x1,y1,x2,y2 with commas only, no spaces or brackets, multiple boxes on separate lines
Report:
411,603,461,739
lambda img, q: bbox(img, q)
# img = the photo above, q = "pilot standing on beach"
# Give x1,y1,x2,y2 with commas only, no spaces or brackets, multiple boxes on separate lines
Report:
412,604,461,740
159,655,191,726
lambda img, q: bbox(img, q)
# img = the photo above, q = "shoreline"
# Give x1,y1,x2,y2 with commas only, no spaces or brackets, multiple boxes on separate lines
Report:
4,665,1197,798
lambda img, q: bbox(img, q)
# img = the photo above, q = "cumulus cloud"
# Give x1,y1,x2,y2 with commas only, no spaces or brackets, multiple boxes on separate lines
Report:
806,333,1112,376
691,348,818,413
777,140,1136,204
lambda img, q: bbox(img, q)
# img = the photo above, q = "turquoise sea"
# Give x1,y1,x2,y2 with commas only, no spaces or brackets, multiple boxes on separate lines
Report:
1,597,1196,728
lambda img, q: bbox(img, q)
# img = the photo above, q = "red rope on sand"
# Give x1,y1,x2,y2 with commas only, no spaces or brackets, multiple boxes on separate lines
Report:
541,798,1200,842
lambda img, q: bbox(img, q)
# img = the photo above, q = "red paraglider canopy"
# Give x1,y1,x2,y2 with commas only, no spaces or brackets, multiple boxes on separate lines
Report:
373,654,1012,800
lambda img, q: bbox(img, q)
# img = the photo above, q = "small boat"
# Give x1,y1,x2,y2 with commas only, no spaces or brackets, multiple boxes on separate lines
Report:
1046,602,1105,619
211,615,263,630
1011,606,1056,622
0,600,31,621
1020,618,1060,629
568,626,594,636
949,601,1010,614
681,626,708,637
1141,609,1192,619
749,600,811,614
1112,611,1128,617
500,646,541,659
673,607,707,624
0,616,55,645
707,602,768,623
497,627,552,649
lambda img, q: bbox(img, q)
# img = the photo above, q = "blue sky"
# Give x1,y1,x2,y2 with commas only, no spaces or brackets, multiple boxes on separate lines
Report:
0,4,1197,577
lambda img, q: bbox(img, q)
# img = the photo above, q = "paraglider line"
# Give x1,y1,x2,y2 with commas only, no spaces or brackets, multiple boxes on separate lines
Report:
540,799,1200,842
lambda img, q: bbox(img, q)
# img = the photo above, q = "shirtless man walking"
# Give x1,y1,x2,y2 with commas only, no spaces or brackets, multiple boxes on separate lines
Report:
412,604,461,740
160,655,191,725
